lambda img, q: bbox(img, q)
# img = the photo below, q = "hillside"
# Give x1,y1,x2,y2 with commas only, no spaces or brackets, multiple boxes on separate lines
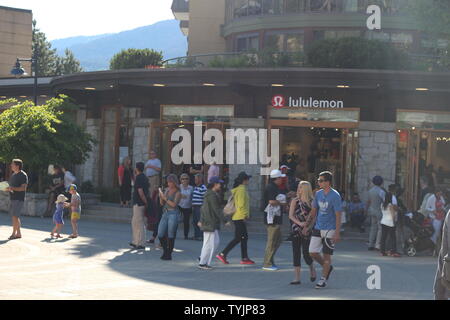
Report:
51,20,187,71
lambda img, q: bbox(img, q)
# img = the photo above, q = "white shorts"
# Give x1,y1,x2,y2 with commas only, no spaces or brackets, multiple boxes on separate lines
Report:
309,229,336,255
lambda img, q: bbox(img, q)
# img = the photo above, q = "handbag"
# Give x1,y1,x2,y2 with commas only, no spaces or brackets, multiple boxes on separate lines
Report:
223,194,236,216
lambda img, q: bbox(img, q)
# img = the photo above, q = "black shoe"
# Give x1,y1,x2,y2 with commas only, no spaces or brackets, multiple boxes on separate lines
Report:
136,246,145,250
129,242,136,248
146,239,155,244
368,247,375,251
290,281,301,285
161,254,172,260
326,265,334,280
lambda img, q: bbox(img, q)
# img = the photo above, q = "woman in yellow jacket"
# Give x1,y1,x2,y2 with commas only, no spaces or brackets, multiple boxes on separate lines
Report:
216,172,255,265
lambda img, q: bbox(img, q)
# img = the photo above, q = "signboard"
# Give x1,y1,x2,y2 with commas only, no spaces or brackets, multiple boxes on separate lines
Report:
271,95,344,109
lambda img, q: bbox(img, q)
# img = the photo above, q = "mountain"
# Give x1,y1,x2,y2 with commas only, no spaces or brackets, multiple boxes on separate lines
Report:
51,20,187,71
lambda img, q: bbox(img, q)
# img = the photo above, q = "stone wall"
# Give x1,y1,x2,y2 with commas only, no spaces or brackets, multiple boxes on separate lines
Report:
357,121,397,202
76,119,101,187
132,118,154,164
228,118,266,211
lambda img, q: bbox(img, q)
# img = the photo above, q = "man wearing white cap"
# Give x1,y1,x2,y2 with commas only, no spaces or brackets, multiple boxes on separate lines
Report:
262,169,287,271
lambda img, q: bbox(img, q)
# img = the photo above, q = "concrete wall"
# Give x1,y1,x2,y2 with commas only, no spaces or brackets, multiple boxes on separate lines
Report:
0,7,32,78
357,121,397,203
188,0,226,55
132,118,154,165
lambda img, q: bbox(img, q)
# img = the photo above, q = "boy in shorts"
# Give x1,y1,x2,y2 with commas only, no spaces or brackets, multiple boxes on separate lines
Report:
67,184,81,239
309,171,342,289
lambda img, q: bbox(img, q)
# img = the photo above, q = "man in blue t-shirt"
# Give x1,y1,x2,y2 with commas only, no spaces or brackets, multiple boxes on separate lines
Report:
309,171,342,289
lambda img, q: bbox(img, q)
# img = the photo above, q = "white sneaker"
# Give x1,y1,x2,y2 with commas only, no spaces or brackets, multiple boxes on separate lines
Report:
315,278,327,289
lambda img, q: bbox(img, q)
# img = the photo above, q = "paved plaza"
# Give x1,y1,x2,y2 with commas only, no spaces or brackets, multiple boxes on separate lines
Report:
0,213,438,300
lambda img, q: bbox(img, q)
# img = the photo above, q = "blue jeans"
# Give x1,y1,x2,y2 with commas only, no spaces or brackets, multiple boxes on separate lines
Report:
192,206,203,239
158,209,179,238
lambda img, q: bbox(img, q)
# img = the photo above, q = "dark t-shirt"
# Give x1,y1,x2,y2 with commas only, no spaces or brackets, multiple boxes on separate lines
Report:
51,172,65,193
133,173,149,206
263,181,285,225
9,170,28,201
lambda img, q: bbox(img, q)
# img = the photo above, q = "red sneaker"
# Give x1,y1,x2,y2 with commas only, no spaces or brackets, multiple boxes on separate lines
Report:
216,254,229,264
240,259,255,265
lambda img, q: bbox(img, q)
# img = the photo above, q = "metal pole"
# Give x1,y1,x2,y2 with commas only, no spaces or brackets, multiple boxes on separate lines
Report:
33,49,38,106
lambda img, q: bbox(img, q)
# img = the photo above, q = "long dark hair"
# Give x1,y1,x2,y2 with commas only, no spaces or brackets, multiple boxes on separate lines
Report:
383,191,393,210
233,176,246,189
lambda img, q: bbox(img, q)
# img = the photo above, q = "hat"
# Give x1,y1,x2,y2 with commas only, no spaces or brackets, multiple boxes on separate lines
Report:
209,176,224,184
237,171,252,180
55,194,68,204
270,169,286,179
280,165,289,169
372,176,384,186
68,184,77,192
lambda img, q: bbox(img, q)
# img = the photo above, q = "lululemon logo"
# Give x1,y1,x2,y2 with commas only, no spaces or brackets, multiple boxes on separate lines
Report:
272,95,285,109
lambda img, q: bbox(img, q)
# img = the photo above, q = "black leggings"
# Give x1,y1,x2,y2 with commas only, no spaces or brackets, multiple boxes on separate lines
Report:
221,220,249,259
180,207,192,238
380,224,397,253
292,234,313,267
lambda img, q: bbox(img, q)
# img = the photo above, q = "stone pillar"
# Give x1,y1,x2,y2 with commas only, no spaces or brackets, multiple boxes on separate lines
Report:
76,119,101,187
132,119,154,164
357,121,397,202
228,118,266,212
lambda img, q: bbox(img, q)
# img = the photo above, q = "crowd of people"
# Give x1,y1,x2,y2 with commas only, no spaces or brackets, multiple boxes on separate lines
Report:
1,155,449,297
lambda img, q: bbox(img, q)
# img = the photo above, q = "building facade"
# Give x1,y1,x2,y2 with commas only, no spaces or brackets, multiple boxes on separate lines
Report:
0,6,32,78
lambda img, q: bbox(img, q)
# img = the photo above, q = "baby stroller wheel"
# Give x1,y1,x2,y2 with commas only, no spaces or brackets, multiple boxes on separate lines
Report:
406,245,417,257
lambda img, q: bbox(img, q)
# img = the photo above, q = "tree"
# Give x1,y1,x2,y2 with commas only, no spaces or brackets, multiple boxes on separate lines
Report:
32,20,83,76
109,48,163,70
0,96,95,193
306,37,410,70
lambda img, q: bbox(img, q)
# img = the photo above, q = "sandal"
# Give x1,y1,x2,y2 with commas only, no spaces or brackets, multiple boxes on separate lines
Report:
8,235,21,240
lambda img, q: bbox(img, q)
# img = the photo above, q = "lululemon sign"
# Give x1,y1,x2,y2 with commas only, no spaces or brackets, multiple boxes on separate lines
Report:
272,95,285,109
271,95,344,109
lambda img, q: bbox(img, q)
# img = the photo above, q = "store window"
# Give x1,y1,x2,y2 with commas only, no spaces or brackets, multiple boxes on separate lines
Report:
161,105,234,122
264,31,304,52
236,33,260,51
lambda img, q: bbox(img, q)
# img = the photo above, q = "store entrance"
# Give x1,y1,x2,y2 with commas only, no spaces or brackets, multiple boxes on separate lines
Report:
397,129,450,209
274,126,358,195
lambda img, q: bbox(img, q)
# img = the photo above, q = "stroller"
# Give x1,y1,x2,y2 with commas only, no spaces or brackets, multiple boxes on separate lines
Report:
403,211,435,257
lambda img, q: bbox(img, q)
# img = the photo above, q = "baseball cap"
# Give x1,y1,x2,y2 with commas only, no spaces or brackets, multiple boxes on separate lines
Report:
68,184,77,192
209,176,224,184
270,169,286,179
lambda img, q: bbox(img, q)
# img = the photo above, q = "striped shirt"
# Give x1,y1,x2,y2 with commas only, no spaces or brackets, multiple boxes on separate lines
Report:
192,184,207,206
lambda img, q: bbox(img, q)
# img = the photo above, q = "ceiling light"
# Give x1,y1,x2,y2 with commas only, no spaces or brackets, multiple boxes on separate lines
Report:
203,83,216,86
19,95,27,98
337,85,350,88
0,96,6,99
40,95,47,98
84,87,96,90
415,88,429,91
153,84,166,87
271,84,284,87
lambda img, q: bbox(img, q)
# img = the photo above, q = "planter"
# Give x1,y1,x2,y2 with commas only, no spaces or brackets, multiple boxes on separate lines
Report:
0,192,100,217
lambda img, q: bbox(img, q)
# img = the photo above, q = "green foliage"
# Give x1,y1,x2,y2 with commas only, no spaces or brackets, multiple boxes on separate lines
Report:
306,37,410,70
32,20,83,76
406,0,450,36
96,186,120,203
109,48,163,70
207,50,305,68
0,96,95,192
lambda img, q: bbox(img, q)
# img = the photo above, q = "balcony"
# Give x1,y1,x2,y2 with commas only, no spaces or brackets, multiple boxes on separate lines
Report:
172,0,189,21
180,20,189,36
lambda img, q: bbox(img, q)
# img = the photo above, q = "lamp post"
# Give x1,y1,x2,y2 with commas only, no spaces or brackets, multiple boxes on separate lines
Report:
10,50,38,106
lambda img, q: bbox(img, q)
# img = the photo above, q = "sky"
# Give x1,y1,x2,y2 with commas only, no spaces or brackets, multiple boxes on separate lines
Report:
1,0,175,40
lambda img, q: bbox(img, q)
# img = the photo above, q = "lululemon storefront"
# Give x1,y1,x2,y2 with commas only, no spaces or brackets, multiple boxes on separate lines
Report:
39,68,450,211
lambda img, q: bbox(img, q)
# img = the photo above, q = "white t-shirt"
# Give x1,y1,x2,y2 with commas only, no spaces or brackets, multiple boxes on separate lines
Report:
64,171,76,189
381,204,395,227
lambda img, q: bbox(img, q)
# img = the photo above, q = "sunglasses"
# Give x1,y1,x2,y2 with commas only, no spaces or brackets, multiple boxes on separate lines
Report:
317,179,328,183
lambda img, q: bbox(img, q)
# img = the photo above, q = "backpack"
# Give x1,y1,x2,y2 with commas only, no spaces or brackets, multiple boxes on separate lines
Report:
223,193,236,217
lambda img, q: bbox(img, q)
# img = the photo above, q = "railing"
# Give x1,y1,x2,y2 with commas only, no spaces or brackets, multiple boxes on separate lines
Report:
225,0,409,23
163,51,448,72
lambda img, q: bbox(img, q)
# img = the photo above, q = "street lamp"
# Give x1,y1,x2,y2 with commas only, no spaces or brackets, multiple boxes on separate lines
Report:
10,52,38,106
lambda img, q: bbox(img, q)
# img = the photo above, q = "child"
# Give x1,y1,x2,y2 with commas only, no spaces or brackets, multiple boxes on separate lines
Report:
51,194,67,238
67,184,81,239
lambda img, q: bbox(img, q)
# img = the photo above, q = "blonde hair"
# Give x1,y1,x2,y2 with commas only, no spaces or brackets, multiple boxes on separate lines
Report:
297,181,314,205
